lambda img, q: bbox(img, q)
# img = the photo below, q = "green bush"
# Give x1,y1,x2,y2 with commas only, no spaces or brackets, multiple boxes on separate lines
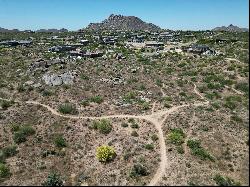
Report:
58,103,77,114
213,174,240,186
144,144,154,150
130,164,149,178
0,163,10,179
187,139,214,161
235,82,249,95
0,100,13,110
42,172,63,186
168,128,185,145
10,123,20,132
1,145,17,158
54,135,67,148
13,131,27,144
20,125,36,136
96,145,116,162
12,125,36,144
89,95,103,104
92,119,112,134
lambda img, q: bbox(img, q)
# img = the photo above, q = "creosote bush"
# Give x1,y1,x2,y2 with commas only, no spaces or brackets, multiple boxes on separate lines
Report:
0,163,10,179
130,163,149,178
42,172,63,186
54,135,67,148
58,103,77,114
92,119,112,134
96,145,116,162
168,128,185,145
13,125,36,144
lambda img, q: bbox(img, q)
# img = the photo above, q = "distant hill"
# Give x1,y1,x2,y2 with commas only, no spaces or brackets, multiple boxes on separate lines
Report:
35,28,68,33
85,14,162,31
212,24,249,32
0,27,20,32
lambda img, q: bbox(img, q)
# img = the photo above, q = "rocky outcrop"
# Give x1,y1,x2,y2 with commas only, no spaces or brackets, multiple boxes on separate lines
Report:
42,72,74,86
86,14,162,31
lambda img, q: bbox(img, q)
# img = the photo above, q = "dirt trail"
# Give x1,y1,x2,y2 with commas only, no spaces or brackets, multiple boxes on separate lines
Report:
0,84,209,186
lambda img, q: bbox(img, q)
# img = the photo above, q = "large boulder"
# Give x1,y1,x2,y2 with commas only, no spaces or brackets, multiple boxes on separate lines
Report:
42,72,74,86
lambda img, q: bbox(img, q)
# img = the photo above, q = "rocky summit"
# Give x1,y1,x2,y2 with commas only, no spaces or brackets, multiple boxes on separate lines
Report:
86,14,162,31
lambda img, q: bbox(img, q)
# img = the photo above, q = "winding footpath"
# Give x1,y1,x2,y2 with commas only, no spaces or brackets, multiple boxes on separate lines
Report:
0,84,209,186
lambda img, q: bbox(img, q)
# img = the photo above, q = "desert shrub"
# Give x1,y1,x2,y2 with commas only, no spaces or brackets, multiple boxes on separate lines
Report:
0,163,10,179
13,125,35,144
123,92,136,103
89,95,103,104
0,100,13,110
42,172,63,186
121,123,128,127
54,135,67,148
13,131,27,144
235,82,249,95
20,125,36,136
151,134,158,141
168,128,185,145
96,145,116,162
224,95,242,110
144,144,154,150
58,103,77,114
80,99,89,107
176,146,185,154
131,130,139,137
130,122,139,129
128,118,135,123
1,145,17,158
10,123,20,132
156,79,163,87
130,164,149,177
140,102,150,110
213,174,240,186
92,119,112,134
42,90,53,97
17,84,25,92
187,139,214,161
230,115,243,124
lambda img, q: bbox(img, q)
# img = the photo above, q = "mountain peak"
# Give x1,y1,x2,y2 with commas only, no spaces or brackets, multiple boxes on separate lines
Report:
86,14,162,31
